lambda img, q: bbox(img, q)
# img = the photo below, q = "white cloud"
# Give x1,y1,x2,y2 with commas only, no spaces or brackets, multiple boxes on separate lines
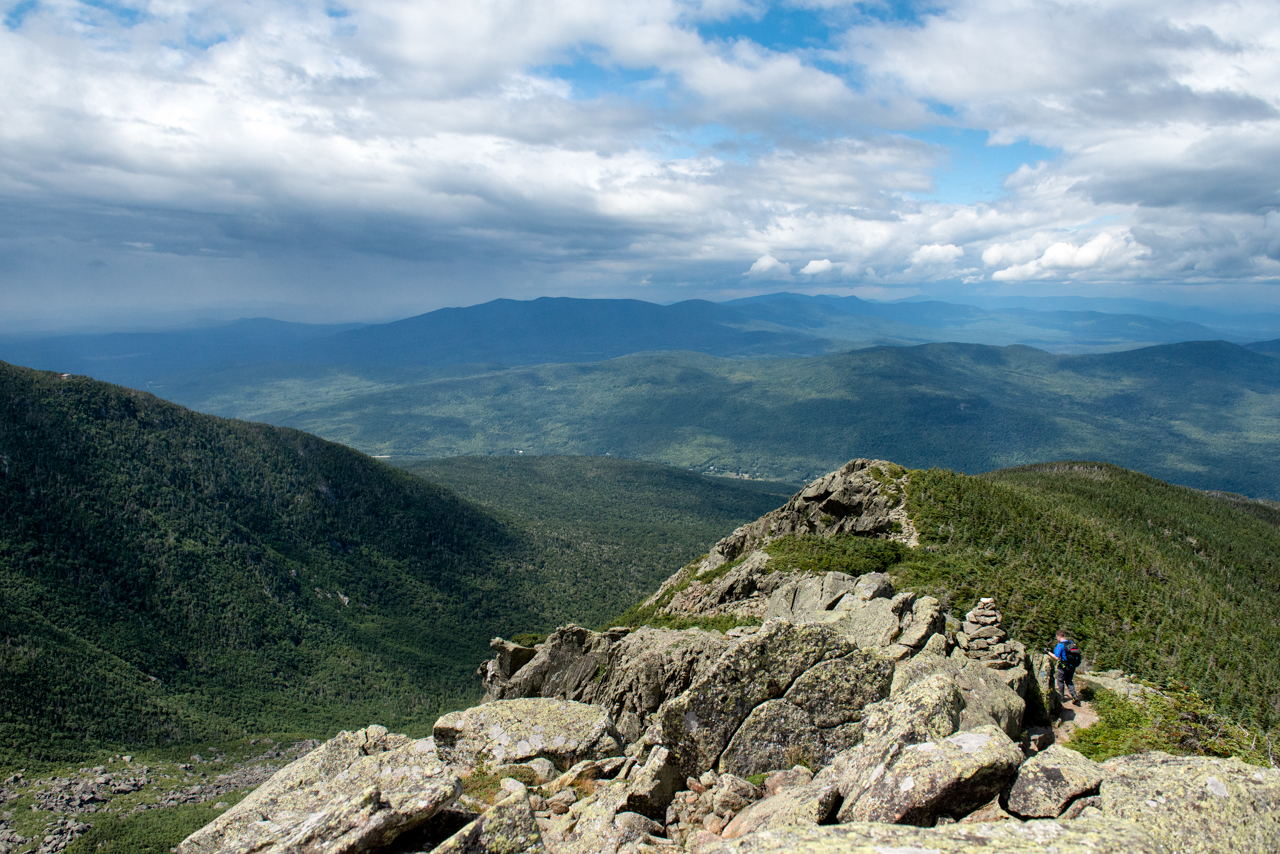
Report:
747,254,792,279
910,244,964,265
991,232,1140,281
0,0,1278,326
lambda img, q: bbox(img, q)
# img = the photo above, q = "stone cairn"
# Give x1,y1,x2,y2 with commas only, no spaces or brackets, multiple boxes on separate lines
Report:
956,597,1024,669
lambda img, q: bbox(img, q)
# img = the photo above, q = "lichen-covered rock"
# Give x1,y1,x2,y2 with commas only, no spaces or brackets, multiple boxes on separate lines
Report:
785,655,894,727
543,757,628,796
719,700,826,778
481,625,628,704
897,595,943,648
718,650,895,776
890,652,1026,738
177,725,457,854
481,624,735,743
764,572,860,621
657,621,859,775
545,782,664,854
1030,653,1062,720
662,551,794,620
824,597,903,649
765,573,941,653
720,780,843,838
592,626,737,739
434,699,623,770
623,745,682,820
478,638,539,698
705,817,1167,853
861,673,963,745
834,726,1025,825
433,786,545,853
1100,751,1280,853
1006,745,1103,818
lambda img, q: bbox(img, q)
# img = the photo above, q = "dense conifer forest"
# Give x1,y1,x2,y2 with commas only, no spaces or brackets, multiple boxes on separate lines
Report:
0,362,786,765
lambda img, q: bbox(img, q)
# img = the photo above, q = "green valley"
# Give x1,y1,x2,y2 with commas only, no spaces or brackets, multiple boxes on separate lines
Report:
164,340,1280,499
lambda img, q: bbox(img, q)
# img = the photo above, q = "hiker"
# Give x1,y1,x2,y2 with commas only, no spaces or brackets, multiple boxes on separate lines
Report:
1050,629,1083,704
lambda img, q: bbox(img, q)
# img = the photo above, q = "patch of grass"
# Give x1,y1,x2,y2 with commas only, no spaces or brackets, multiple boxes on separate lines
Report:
461,764,541,805
510,632,548,648
1067,685,1274,766
762,536,911,577
64,792,248,854
637,615,762,633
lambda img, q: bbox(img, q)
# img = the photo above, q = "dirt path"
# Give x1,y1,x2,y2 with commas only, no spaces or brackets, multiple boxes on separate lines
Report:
1053,699,1100,743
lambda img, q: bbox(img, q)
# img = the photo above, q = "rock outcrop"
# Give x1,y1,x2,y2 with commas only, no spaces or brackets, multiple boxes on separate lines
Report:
1098,751,1280,852
481,625,735,743
177,456,1280,854
705,817,1168,853
1006,745,1103,818
434,698,624,770
178,725,457,854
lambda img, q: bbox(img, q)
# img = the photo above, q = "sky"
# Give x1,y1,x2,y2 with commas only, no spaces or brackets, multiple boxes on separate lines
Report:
1,0,1278,330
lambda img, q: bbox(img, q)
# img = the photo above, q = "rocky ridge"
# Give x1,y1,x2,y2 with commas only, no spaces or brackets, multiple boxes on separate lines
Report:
176,458,1280,854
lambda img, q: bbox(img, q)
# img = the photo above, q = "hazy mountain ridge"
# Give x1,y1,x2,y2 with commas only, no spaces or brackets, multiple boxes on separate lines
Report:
2,295,1273,397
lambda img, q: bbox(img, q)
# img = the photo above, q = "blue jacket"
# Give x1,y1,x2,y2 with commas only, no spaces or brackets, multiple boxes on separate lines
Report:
1054,640,1073,667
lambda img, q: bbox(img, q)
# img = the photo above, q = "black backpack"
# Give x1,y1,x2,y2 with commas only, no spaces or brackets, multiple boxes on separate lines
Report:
1064,640,1083,668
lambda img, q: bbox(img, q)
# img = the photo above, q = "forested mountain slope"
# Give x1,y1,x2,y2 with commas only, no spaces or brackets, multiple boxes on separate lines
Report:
902,463,1280,731
0,363,786,765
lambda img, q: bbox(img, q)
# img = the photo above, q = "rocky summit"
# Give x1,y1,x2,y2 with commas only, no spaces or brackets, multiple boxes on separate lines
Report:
177,459,1280,854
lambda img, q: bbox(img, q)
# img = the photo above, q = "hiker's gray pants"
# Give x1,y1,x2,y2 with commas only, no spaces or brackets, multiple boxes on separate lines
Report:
1056,664,1077,699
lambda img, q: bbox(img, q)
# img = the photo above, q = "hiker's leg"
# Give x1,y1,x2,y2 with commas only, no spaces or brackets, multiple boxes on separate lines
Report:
1065,667,1080,701
1055,664,1067,703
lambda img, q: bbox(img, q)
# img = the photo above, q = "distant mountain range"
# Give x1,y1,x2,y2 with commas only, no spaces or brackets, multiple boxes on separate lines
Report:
4,294,1280,395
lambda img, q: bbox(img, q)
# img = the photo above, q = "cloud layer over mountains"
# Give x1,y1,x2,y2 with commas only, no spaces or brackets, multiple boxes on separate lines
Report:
1,0,1277,327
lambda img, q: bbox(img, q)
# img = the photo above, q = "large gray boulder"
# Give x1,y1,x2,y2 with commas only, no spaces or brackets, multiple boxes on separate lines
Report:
1100,751,1280,853
705,817,1168,852
177,725,457,854
764,575,943,653
833,726,1025,825
1006,745,1103,818
481,625,627,703
718,650,894,776
656,621,865,775
860,672,964,745
480,624,734,743
543,782,664,854
433,699,623,771
720,780,843,838
890,652,1027,738
721,674,966,837
432,785,545,853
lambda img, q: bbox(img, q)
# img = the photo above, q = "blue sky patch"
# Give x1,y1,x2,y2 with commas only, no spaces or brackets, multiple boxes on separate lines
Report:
80,0,143,28
908,127,1058,204
4,0,37,30
539,49,665,103
697,4,833,52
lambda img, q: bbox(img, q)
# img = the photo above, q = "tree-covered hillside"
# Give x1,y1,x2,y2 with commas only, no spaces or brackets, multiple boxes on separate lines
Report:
397,455,795,625
897,463,1280,731
0,363,788,766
